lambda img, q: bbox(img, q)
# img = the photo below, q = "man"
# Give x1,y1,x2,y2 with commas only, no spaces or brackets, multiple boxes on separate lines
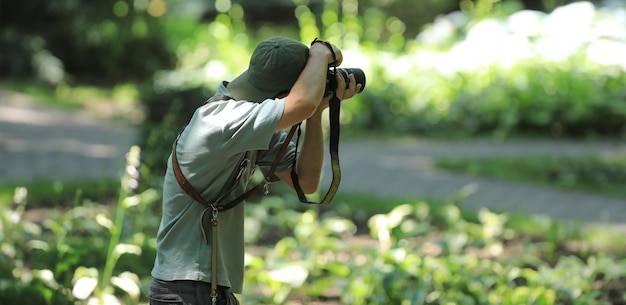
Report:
149,36,361,304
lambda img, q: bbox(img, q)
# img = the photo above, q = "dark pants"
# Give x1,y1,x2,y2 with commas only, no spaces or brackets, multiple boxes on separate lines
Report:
149,278,240,305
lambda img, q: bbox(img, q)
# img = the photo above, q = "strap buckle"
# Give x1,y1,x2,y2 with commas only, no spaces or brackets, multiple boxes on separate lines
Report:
263,180,270,195
211,291,218,305
211,203,219,223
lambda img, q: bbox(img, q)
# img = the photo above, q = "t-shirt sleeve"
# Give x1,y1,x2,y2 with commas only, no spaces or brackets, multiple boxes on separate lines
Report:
220,99,285,153
183,98,285,156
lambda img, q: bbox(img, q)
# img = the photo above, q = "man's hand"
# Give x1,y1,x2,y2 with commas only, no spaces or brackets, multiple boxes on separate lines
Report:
310,41,343,66
279,40,356,130
318,72,362,111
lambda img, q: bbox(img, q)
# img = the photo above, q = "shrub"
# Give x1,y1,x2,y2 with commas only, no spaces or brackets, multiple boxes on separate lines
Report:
136,1,626,188
355,1,626,137
0,0,175,85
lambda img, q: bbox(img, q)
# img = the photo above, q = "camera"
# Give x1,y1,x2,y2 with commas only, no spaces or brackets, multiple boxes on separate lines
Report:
325,68,366,96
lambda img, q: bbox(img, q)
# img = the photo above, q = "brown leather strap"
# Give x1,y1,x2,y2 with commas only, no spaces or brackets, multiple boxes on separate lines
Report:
170,93,296,304
170,94,230,207
172,141,209,206
210,207,219,304
267,125,298,179
171,125,295,211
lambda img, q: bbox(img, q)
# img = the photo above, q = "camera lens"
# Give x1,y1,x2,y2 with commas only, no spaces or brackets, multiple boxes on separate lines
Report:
338,68,366,93
325,68,366,96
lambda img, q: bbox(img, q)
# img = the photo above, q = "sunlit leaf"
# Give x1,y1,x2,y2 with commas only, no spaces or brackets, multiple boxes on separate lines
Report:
113,243,142,259
72,276,98,300
268,264,309,288
34,269,58,289
96,213,113,230
111,272,140,299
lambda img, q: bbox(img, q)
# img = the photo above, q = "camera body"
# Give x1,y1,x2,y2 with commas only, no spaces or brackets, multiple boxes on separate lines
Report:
324,68,366,96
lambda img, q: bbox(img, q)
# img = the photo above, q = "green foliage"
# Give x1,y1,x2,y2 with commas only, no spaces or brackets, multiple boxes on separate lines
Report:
436,154,626,198
137,2,626,178
0,0,175,85
0,178,120,209
2,147,626,304
353,1,626,138
5,0,625,140
332,0,459,41
443,59,626,137
1,187,105,304
241,201,626,304
0,147,159,305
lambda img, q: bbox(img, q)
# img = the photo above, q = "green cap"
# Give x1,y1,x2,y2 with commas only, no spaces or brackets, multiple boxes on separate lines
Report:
228,36,309,103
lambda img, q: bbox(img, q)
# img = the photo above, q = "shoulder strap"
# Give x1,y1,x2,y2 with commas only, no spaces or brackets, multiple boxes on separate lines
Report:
171,140,209,206
172,132,294,210
170,95,297,303
212,125,298,210
170,95,297,211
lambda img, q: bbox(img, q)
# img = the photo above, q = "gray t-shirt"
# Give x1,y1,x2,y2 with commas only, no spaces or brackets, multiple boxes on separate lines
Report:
151,85,296,293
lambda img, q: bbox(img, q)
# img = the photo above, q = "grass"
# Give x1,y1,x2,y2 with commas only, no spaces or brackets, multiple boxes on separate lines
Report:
1,78,148,129
2,80,139,108
0,178,121,209
435,154,626,198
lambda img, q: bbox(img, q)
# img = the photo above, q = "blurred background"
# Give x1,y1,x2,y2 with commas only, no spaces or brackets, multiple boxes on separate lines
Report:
1,0,626,304
2,0,626,166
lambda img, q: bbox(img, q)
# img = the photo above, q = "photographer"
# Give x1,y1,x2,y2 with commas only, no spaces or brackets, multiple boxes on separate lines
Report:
149,36,362,305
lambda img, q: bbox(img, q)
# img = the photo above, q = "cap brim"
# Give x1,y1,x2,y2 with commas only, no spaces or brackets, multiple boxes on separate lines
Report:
228,70,278,103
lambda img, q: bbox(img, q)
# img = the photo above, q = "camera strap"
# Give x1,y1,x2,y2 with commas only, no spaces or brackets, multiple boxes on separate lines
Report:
289,38,342,205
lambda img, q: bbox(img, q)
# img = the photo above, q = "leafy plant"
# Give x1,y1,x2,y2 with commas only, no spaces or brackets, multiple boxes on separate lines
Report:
2,162,626,304
71,146,159,304
238,195,626,304
0,146,159,305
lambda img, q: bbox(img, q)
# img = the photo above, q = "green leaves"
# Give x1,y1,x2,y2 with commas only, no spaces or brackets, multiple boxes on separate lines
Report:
240,197,626,304
1,149,625,304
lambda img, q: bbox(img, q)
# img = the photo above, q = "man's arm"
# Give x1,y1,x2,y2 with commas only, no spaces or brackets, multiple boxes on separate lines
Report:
275,73,361,194
274,109,324,193
275,43,342,131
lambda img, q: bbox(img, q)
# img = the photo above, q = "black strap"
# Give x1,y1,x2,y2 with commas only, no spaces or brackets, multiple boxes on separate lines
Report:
290,38,342,205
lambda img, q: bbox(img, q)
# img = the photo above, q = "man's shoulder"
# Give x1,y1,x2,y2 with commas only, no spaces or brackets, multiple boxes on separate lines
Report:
201,98,284,118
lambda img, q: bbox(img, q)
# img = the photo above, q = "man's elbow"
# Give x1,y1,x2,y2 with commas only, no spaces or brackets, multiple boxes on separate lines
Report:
288,95,320,118
299,179,320,195
277,102,318,131
296,103,318,121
